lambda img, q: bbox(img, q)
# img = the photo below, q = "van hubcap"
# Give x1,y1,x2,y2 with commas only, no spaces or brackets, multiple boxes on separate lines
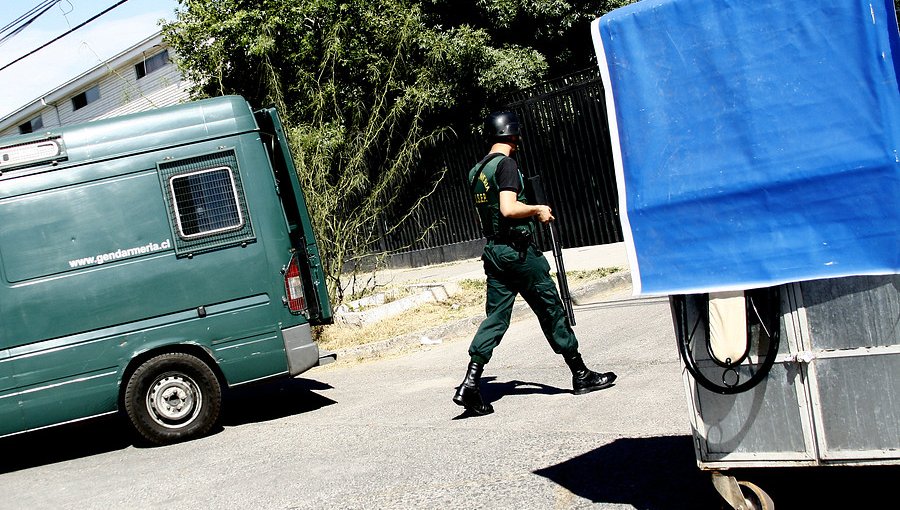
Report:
147,374,202,428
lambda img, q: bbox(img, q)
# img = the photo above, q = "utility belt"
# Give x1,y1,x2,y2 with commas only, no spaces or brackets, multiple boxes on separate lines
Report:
487,229,534,252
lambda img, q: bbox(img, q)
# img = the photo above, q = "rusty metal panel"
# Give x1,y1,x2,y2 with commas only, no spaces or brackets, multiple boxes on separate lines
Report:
814,354,900,454
801,275,900,350
696,363,808,456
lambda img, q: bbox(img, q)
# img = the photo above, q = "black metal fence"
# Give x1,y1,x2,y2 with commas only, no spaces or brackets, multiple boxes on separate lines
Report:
376,68,623,256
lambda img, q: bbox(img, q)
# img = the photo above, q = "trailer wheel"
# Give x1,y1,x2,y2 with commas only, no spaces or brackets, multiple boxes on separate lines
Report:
124,352,221,445
738,480,774,510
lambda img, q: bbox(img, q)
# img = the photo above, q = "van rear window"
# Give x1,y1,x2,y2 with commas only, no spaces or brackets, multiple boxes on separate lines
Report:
170,167,244,238
157,149,255,256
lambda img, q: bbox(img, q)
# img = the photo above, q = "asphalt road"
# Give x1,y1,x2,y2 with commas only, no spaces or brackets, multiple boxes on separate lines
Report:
1,289,894,509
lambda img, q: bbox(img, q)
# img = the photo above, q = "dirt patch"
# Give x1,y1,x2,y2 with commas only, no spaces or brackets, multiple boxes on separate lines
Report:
318,268,621,353
319,279,485,351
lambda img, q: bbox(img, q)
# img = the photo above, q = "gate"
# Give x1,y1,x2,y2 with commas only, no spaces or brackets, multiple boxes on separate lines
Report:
377,68,623,261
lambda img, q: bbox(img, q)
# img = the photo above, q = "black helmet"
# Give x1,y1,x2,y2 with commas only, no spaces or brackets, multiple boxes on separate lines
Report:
484,111,521,142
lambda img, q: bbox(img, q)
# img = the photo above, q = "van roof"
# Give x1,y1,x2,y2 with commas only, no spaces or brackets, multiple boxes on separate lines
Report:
0,96,258,172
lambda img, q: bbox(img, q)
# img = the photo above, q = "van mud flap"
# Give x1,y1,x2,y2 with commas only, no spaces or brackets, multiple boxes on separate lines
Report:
284,324,336,374
317,349,337,366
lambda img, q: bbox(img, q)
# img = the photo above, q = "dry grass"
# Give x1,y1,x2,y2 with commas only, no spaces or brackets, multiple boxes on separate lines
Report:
318,279,485,351
317,268,620,351
561,267,619,284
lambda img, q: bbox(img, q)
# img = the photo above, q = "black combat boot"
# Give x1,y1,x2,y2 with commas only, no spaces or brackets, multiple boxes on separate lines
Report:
564,353,617,395
453,361,494,415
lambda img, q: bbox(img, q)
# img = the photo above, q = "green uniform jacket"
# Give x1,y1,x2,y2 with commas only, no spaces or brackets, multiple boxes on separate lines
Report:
468,154,534,239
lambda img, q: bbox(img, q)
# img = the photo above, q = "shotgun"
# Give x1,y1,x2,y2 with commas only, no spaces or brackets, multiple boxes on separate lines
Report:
526,174,576,327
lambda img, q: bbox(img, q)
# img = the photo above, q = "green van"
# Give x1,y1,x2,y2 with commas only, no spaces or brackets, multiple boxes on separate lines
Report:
0,96,333,444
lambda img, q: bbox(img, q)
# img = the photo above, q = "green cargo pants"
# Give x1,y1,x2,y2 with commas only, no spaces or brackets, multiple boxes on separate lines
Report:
468,241,579,365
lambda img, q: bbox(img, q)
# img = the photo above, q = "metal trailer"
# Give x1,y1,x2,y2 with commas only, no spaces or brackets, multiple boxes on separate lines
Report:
670,274,900,509
591,1,900,507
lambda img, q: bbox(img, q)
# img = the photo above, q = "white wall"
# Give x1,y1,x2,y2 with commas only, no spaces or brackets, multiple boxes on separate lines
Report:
0,34,190,139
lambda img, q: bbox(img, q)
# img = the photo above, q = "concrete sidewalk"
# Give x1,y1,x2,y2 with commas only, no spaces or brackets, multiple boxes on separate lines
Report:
332,242,635,363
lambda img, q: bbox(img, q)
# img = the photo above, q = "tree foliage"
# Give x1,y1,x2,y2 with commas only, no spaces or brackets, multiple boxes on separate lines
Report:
422,1,632,79
162,0,630,301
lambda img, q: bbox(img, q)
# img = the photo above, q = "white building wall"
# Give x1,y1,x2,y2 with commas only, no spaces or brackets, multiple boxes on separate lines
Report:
98,63,190,119
0,32,191,139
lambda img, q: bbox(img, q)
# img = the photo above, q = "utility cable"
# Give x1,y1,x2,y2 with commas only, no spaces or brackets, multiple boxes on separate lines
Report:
0,0,62,47
0,0,130,74
0,0,60,36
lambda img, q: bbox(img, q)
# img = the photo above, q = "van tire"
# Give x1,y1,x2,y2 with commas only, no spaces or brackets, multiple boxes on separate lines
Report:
124,352,222,445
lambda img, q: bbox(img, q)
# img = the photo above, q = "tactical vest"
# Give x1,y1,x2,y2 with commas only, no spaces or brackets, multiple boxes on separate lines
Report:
469,155,534,239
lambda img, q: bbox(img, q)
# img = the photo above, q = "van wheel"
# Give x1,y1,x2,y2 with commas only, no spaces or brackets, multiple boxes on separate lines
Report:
124,352,221,445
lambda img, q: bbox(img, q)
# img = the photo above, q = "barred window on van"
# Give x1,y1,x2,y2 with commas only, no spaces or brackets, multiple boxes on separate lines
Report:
158,149,254,256
169,167,244,238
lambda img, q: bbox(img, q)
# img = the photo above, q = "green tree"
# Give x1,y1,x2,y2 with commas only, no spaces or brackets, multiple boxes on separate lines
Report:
422,1,632,78
162,0,629,302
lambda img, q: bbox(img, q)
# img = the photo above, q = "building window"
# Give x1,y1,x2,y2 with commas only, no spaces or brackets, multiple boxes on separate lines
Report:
18,115,44,134
135,49,170,79
71,85,100,111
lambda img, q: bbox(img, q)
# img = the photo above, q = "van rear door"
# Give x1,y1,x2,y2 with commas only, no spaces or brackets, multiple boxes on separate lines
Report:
254,108,333,325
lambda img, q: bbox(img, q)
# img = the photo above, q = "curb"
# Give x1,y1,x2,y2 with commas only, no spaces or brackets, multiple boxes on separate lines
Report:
335,282,461,326
570,270,633,305
331,270,632,363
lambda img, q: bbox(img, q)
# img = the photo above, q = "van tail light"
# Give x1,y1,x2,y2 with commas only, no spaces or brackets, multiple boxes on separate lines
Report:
284,254,307,314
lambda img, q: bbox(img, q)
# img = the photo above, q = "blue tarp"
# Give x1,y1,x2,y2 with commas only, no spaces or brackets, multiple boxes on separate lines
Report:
592,0,900,295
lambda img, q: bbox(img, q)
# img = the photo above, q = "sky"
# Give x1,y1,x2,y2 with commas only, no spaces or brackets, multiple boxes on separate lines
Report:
0,0,180,118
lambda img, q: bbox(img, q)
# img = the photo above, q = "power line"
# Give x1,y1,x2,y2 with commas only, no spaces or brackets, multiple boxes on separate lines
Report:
0,0,63,47
0,0,131,74
0,0,61,37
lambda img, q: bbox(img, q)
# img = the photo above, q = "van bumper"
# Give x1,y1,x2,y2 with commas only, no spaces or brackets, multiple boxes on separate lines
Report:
282,323,337,376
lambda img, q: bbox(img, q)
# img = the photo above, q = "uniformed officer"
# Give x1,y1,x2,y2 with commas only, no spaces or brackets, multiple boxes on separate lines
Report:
452,111,617,416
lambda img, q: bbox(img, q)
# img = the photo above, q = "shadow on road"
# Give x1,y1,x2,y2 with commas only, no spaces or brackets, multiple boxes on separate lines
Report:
535,435,899,508
452,376,569,420
727,463,899,508
223,377,336,426
0,414,133,474
481,377,569,401
0,377,336,474
534,435,718,509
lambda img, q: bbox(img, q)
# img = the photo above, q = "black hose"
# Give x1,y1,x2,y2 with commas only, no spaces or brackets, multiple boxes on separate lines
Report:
673,288,780,395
